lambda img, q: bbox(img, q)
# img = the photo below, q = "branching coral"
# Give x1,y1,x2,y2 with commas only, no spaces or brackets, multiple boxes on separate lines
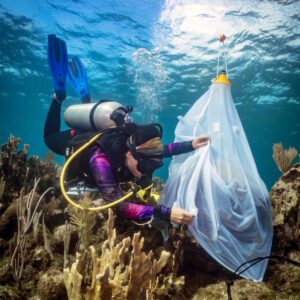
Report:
64,209,172,300
273,143,298,173
64,253,83,300
9,178,52,286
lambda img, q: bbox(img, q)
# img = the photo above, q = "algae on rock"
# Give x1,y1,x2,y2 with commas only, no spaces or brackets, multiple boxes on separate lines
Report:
270,163,300,253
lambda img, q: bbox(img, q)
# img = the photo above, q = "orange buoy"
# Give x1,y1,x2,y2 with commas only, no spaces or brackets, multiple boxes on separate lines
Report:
219,34,226,42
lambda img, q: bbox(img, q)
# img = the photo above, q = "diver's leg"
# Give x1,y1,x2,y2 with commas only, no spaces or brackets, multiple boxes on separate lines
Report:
45,34,72,155
43,96,72,156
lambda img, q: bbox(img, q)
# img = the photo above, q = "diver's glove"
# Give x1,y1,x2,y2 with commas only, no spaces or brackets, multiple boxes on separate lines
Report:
153,205,171,222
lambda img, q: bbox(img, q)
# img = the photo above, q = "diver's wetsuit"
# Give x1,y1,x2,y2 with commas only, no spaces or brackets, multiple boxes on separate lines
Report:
44,100,194,221
44,100,73,155
89,142,194,221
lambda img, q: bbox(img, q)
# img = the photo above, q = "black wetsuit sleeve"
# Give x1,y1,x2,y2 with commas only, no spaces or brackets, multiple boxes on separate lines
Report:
163,141,194,158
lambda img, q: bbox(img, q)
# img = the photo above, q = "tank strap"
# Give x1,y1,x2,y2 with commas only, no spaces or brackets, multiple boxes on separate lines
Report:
89,101,103,131
89,99,123,131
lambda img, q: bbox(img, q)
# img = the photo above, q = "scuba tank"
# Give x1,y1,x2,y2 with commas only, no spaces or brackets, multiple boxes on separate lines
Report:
64,100,133,131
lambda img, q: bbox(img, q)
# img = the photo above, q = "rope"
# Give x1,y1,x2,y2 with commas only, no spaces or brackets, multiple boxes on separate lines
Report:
224,43,229,78
216,40,229,78
217,41,220,78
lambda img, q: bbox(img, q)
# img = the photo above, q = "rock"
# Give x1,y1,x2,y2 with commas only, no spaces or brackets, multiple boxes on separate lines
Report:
0,201,17,240
0,262,14,285
0,284,23,300
23,264,36,282
37,268,67,299
0,238,8,257
191,260,300,300
52,223,78,253
270,163,300,253
31,247,52,270
44,208,67,230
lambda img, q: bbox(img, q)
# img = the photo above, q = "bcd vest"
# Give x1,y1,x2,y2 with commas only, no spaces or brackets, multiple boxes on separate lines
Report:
65,124,139,186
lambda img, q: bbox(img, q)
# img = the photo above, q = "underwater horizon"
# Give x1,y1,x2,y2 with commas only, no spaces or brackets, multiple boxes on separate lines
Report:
0,0,299,189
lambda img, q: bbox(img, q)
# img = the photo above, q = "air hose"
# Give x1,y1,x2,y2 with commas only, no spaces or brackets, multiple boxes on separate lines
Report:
60,131,152,211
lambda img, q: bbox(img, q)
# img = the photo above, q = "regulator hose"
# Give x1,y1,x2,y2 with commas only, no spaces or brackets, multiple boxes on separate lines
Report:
60,132,135,211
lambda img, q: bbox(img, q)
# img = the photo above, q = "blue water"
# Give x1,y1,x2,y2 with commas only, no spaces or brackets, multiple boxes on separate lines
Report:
0,0,299,189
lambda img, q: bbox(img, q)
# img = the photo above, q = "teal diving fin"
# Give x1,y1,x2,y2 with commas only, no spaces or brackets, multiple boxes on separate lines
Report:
47,34,68,100
67,56,91,103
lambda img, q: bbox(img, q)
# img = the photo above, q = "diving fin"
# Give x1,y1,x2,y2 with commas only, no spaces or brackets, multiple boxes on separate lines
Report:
67,56,91,103
47,34,68,100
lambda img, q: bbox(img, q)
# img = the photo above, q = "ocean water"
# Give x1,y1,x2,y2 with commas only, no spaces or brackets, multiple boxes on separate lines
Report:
0,0,299,189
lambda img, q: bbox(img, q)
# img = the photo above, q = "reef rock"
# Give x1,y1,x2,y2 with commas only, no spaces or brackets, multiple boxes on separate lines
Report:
192,260,300,300
37,268,67,299
31,247,52,270
270,163,300,254
53,223,78,253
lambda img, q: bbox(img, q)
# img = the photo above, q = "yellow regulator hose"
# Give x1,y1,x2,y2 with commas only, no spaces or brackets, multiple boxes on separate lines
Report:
60,132,135,211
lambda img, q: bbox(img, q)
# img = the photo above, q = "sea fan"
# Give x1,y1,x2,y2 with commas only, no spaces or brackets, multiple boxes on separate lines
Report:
272,143,298,173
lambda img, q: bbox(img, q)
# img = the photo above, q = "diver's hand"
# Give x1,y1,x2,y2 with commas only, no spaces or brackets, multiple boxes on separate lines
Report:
192,135,210,149
170,207,194,225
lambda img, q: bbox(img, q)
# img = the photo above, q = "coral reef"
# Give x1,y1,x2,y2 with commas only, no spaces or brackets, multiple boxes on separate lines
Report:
0,136,299,300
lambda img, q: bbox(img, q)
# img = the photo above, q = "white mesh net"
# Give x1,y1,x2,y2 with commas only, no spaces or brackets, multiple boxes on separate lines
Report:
160,78,273,281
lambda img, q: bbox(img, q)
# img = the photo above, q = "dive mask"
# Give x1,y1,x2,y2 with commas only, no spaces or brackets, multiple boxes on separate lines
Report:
137,158,163,175
127,123,164,175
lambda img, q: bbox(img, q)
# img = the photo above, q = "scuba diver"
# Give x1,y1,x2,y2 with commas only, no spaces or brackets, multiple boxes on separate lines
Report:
44,34,210,225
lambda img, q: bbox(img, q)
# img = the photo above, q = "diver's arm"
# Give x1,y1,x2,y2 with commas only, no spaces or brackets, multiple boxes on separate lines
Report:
163,135,210,158
89,148,171,221
89,148,124,200
163,141,194,158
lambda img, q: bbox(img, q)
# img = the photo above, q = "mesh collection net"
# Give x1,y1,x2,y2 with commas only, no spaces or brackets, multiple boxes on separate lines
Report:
160,77,273,281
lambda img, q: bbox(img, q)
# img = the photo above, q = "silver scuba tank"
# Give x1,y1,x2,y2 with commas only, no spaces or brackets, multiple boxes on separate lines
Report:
64,100,130,131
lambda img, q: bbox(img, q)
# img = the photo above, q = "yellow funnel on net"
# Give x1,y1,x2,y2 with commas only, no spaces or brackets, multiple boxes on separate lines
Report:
212,72,231,86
